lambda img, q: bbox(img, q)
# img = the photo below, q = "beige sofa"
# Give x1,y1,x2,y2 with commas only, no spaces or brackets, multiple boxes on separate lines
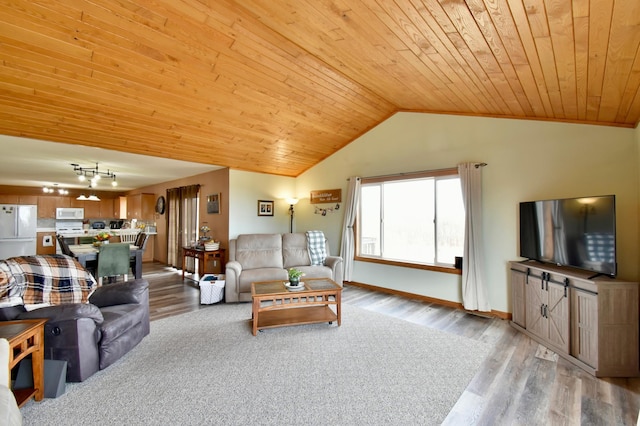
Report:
224,233,343,303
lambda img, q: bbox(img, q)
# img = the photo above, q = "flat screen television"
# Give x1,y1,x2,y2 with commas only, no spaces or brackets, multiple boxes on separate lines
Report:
519,195,616,277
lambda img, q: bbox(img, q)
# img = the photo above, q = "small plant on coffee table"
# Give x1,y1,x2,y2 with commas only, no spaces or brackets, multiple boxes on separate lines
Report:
288,268,304,286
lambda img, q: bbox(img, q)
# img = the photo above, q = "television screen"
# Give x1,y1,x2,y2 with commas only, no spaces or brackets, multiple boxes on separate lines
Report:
519,195,616,277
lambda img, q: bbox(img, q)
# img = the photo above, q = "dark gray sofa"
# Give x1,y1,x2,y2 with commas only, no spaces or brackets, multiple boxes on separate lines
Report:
0,255,150,382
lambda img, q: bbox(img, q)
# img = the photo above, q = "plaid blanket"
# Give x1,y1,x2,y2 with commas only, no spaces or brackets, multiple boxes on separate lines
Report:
306,230,327,266
0,255,97,307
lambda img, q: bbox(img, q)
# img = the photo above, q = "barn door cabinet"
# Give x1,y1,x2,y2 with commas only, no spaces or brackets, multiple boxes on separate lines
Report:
510,261,639,377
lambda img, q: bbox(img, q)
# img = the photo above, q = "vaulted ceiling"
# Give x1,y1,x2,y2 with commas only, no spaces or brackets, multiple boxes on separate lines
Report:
1,0,639,178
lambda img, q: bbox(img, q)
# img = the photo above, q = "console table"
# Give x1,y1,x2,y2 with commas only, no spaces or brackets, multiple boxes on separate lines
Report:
182,247,226,279
510,261,639,377
0,319,47,407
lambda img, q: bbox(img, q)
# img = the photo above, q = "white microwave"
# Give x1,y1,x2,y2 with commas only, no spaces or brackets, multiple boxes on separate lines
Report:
56,208,84,220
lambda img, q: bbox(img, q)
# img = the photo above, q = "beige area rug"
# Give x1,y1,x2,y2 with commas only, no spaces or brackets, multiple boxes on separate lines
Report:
20,303,490,425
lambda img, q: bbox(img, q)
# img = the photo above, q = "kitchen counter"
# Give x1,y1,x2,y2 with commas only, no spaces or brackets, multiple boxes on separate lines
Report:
56,229,140,238
45,229,156,237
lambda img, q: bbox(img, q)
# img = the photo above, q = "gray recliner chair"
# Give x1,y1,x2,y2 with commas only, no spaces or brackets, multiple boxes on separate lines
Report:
1,279,150,382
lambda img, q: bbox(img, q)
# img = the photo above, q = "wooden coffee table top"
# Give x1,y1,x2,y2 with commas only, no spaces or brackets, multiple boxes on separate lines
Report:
252,278,341,296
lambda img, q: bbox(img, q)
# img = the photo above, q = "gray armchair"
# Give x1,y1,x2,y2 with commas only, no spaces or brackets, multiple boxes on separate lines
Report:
3,279,150,382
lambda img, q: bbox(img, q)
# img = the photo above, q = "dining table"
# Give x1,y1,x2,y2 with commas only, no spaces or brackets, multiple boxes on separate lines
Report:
69,244,144,279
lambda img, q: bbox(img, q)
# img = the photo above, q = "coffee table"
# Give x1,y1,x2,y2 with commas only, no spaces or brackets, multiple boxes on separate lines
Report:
251,278,342,335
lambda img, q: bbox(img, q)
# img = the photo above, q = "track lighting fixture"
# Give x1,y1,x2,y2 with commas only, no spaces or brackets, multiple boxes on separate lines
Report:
71,162,117,187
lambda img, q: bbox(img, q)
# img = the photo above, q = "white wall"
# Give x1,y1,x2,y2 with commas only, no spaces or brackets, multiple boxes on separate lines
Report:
228,170,295,239
296,112,639,313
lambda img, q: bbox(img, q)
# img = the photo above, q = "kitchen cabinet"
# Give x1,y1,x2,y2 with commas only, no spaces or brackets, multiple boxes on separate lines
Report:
127,194,155,221
19,196,38,205
70,199,100,218
142,234,154,262
99,198,115,218
0,195,38,204
0,195,18,204
510,261,639,377
114,196,127,219
37,196,70,218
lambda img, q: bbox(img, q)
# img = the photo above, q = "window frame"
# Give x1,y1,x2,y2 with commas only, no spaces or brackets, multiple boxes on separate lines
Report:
354,168,462,275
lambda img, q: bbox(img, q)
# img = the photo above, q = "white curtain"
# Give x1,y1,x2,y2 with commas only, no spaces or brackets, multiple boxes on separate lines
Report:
458,163,491,312
339,176,361,282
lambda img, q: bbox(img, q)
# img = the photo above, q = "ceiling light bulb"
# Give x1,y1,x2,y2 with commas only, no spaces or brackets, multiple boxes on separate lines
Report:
112,180,118,187
78,175,85,182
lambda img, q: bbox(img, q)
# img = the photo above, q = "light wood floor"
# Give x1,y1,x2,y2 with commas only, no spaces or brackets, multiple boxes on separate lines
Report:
143,262,640,425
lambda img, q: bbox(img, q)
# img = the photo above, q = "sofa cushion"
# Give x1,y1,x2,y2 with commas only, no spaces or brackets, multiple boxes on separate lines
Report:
295,265,333,280
238,268,288,294
236,234,284,270
282,233,311,268
0,255,97,307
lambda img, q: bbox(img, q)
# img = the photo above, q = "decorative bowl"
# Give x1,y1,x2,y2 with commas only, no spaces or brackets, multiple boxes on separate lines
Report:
204,242,220,251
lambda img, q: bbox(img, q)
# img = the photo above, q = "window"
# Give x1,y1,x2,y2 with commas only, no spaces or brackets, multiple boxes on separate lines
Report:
357,169,464,269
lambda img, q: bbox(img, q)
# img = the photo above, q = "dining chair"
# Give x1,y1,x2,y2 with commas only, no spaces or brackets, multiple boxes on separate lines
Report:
133,232,146,248
78,236,94,244
120,233,138,244
130,233,148,277
56,234,73,256
96,243,130,286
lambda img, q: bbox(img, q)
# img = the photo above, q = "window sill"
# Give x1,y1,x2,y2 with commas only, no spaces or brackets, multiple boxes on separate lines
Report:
354,256,462,275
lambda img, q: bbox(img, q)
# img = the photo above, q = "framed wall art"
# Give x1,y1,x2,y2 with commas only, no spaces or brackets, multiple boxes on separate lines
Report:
257,200,274,216
207,193,221,214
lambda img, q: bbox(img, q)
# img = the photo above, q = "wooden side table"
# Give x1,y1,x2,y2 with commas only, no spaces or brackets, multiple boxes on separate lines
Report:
182,247,226,279
0,319,47,407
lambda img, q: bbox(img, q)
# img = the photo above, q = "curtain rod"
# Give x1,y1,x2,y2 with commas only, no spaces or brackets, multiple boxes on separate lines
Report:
351,163,488,181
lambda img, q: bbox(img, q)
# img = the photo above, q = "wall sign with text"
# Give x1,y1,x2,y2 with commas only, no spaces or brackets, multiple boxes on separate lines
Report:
310,189,341,204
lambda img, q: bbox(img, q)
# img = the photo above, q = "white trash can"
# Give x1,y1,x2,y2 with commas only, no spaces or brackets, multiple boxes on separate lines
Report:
199,274,226,304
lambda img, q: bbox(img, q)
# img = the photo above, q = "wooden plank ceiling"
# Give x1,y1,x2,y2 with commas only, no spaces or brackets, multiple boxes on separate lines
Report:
0,0,639,177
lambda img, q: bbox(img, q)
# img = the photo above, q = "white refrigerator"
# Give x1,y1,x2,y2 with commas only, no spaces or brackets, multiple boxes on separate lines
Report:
0,204,37,259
